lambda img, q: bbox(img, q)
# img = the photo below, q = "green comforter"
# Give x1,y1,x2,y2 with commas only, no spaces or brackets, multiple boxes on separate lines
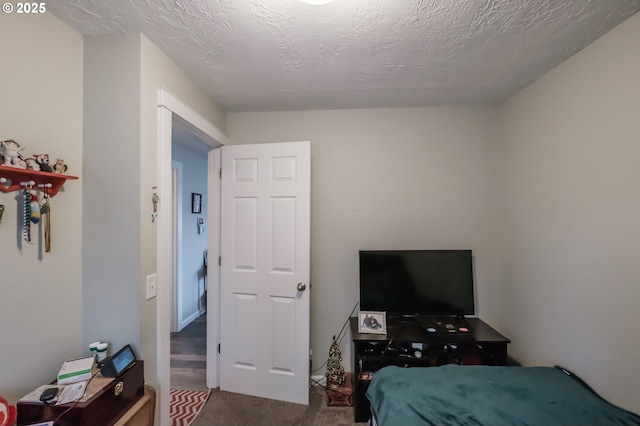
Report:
366,365,640,426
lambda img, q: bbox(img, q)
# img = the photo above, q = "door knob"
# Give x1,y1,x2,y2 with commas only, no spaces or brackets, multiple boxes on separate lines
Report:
297,282,307,292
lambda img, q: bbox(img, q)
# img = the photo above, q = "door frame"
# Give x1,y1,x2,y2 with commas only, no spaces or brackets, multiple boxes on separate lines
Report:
171,161,182,333
157,88,227,426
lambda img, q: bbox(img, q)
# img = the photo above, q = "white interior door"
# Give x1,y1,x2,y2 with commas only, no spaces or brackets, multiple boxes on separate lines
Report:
219,141,310,404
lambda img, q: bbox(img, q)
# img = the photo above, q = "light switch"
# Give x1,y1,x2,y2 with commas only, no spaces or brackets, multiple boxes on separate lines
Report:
146,273,157,300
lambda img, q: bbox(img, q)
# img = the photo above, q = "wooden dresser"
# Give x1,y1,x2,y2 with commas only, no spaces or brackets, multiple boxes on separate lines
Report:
114,385,155,426
17,361,155,426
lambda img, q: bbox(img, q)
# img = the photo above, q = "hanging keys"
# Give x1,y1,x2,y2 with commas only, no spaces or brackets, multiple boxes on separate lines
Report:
151,188,159,222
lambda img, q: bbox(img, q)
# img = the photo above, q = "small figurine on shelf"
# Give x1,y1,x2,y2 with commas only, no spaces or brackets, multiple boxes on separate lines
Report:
33,153,52,172
0,139,26,168
24,158,41,171
53,158,68,174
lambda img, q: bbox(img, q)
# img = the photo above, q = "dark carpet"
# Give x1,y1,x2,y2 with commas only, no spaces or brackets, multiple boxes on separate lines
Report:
191,386,365,426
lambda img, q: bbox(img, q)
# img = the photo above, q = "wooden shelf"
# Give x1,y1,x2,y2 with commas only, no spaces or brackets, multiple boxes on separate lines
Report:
0,165,78,197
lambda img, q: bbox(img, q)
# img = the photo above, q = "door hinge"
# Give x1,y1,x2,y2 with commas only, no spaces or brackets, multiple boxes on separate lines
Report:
219,168,222,179
218,256,221,266
218,343,221,354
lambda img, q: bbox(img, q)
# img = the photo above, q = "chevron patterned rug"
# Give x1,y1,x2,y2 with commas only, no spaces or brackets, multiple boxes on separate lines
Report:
170,389,211,426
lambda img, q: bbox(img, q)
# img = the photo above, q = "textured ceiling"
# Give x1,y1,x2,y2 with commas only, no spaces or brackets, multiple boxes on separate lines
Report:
48,0,640,112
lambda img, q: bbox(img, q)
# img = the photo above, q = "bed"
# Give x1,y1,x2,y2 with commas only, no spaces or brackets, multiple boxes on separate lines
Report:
366,365,640,426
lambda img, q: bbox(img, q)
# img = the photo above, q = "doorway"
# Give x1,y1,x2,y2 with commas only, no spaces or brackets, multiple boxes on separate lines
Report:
157,91,311,424
169,139,209,390
170,139,209,333
157,89,227,426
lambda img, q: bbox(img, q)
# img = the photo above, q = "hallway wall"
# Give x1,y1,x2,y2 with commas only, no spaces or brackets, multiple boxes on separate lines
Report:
172,142,209,329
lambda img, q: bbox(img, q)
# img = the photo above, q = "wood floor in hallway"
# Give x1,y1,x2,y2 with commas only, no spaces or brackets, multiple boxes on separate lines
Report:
170,313,207,390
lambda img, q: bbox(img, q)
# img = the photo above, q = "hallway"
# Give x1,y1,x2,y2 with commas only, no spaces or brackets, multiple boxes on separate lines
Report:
170,314,207,390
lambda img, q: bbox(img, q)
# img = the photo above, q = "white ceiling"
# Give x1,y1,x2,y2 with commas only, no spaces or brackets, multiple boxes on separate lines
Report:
48,0,640,112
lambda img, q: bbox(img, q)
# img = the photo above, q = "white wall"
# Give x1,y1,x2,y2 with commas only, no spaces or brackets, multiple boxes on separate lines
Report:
498,12,640,412
81,34,225,426
82,32,143,360
0,12,83,403
138,35,225,425
227,107,501,371
171,143,208,328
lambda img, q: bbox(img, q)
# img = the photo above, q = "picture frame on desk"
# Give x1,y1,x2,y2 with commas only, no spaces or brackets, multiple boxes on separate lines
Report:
358,311,387,334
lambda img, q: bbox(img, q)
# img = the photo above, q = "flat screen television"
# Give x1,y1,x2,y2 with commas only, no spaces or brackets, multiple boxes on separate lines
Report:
359,250,475,317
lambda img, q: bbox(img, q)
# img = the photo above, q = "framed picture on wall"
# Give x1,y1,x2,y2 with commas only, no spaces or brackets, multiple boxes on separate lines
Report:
192,193,202,214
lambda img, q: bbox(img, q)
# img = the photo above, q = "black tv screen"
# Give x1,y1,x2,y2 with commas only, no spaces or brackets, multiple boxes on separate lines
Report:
359,250,475,316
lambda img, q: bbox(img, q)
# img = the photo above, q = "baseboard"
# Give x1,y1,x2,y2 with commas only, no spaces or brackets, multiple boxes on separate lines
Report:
310,374,326,387
178,310,202,331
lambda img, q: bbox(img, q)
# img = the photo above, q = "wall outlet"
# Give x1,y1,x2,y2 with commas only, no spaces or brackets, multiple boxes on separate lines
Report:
146,273,157,300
